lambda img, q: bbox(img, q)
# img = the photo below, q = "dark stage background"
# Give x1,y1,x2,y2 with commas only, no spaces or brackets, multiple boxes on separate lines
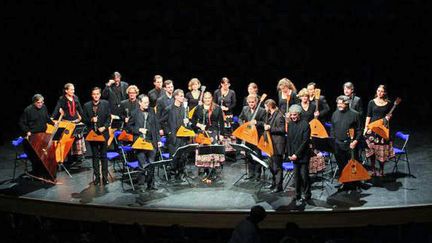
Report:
3,1,429,144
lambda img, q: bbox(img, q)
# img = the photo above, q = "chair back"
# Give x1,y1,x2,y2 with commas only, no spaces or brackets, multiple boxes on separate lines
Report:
395,131,409,151
12,137,25,147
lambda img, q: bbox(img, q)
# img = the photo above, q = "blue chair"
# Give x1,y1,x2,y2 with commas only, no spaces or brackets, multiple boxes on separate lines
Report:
107,151,122,172
282,161,295,190
12,137,29,180
118,145,142,191
391,131,412,176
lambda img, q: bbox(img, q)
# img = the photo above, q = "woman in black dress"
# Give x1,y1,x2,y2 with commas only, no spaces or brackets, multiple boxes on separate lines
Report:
297,88,316,122
185,78,202,109
364,84,395,176
213,77,237,131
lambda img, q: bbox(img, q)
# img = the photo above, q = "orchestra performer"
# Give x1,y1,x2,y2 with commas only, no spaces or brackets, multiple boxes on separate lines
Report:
148,74,164,108
102,71,129,116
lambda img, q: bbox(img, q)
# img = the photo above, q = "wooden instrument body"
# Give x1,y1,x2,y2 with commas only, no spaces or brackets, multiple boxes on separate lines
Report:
309,118,329,138
85,130,106,142
118,130,133,142
176,125,196,137
367,119,389,140
27,133,58,180
132,137,154,150
233,122,259,145
195,132,212,145
257,131,274,156
45,120,76,163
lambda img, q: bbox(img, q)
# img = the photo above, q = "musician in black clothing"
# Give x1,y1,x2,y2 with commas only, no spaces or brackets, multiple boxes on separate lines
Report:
102,71,129,116
286,104,312,201
330,95,362,174
129,94,161,191
160,89,190,178
185,78,202,109
156,80,174,120
307,82,330,121
263,99,286,193
238,94,266,180
51,83,86,164
191,91,224,139
242,82,260,107
343,82,364,118
277,78,298,115
82,87,111,185
297,88,316,122
214,77,237,130
148,74,163,108
19,94,55,177
119,85,140,126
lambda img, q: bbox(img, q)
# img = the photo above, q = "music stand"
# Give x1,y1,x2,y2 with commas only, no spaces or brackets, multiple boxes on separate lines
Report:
51,127,73,178
72,123,87,138
229,143,269,186
111,119,124,130
171,143,199,186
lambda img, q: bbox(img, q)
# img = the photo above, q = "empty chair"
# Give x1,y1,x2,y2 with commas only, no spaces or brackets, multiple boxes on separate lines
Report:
12,137,29,180
391,131,412,176
282,161,295,190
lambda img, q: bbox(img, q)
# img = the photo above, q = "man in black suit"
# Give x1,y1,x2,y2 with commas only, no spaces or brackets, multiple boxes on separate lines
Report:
156,80,174,120
286,104,312,201
82,87,111,185
343,82,364,118
102,71,129,116
148,74,164,108
128,94,161,191
238,94,266,180
307,82,330,121
263,99,286,193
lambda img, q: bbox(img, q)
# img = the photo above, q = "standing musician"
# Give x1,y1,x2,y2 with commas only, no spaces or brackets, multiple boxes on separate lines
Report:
277,78,298,116
148,74,164,108
19,94,55,177
285,104,312,202
242,82,260,107
102,71,129,116
307,82,330,121
191,92,225,178
128,94,161,191
343,82,364,118
364,85,395,176
51,83,85,165
213,77,237,131
119,85,140,126
160,89,190,179
238,94,266,180
82,87,111,185
331,96,362,177
185,78,202,109
156,80,175,120
297,88,316,122
263,99,286,193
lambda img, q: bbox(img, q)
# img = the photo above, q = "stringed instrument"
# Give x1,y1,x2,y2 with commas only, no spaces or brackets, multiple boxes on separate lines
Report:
85,110,106,142
194,104,213,145
117,108,134,142
176,101,196,137
257,110,274,156
284,91,291,133
367,97,402,141
27,114,68,181
339,128,371,183
132,111,154,150
188,85,206,119
45,118,76,163
232,94,267,146
309,89,329,138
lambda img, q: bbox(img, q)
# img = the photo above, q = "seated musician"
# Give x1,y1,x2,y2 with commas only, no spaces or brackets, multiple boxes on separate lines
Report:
82,87,111,185
263,99,286,193
119,85,140,126
191,91,225,179
238,94,266,181
128,94,161,191
364,85,395,176
19,94,55,177
51,83,86,166
159,89,190,180
331,95,362,178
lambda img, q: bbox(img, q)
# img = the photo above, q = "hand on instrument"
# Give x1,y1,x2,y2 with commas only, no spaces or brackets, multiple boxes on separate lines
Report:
91,116,98,123
385,114,392,121
221,106,229,111
197,123,206,131
59,108,65,116
264,124,270,131
350,140,358,149
158,141,163,148
183,118,190,126
314,111,320,118
139,128,148,135
107,79,115,86
125,117,129,123
98,127,106,133
288,154,297,161
198,101,203,106
26,132,31,138
250,119,257,125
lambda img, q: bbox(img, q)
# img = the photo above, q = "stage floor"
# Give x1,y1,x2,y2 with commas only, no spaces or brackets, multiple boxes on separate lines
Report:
1,129,431,215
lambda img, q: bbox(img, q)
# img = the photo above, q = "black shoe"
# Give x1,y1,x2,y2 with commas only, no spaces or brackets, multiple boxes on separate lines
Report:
245,175,255,180
102,179,109,185
295,195,301,201
93,179,100,185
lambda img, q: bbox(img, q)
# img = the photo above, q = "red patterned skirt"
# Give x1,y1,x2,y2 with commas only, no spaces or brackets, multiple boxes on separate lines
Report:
365,135,395,163
309,151,326,173
195,150,225,168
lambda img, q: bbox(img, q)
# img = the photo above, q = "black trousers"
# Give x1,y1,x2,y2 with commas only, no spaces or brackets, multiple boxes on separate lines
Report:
246,143,262,177
89,141,108,180
294,160,311,198
136,149,156,186
270,154,283,189
167,135,188,172
334,140,351,173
